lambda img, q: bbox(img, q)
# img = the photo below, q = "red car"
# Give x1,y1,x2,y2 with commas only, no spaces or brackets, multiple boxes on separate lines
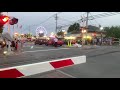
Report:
45,38,64,46
71,40,76,44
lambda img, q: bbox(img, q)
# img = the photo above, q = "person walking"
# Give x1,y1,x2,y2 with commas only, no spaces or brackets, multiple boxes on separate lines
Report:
54,37,58,47
8,40,11,52
6,40,9,49
11,41,15,51
99,38,102,45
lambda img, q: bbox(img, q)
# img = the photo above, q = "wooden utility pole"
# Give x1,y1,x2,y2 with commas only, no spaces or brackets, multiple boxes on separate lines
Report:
86,12,89,45
55,14,58,34
7,12,10,34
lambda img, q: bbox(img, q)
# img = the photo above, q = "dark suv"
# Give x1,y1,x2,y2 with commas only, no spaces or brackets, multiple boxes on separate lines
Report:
35,39,48,45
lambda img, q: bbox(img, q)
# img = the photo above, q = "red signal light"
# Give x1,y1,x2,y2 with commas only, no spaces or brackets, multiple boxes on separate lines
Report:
2,16,9,22
0,16,9,25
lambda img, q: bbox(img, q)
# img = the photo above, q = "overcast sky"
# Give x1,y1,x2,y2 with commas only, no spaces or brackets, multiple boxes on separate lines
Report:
2,12,120,36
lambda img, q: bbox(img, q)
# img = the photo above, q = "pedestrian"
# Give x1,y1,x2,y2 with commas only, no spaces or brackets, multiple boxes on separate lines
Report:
99,38,102,45
6,40,9,49
8,40,11,52
54,37,58,47
15,40,18,50
94,38,97,45
11,41,15,51
109,38,112,45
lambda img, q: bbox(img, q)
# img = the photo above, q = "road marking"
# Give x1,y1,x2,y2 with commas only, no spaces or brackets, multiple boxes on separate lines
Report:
56,70,76,78
23,46,43,48
35,47,43,48
22,48,70,53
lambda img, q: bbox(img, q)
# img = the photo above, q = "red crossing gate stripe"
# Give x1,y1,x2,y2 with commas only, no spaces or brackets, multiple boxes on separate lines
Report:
0,69,24,78
50,59,74,69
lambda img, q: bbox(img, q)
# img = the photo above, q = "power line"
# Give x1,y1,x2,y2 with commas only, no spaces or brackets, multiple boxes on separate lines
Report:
22,12,62,33
58,12,120,28
89,12,100,26
89,12,120,20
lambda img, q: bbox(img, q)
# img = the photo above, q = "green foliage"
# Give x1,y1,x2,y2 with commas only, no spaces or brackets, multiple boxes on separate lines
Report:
57,31,64,36
67,23,99,34
67,23,80,34
104,26,120,38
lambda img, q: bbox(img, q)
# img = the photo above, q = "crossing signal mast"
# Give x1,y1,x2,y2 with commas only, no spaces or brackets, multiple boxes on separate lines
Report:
0,16,9,26
0,14,19,34
9,17,18,25
0,16,18,26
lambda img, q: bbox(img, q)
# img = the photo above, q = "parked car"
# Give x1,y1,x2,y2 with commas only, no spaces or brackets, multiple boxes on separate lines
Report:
35,38,48,45
45,38,64,46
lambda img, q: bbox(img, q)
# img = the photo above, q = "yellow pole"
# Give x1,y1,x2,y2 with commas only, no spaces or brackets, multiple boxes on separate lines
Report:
68,40,69,47
69,40,71,46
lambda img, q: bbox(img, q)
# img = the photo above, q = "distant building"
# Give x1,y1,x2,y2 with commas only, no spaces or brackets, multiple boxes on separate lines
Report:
65,25,106,40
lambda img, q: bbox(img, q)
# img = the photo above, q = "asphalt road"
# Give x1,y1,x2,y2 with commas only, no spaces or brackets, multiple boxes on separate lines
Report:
0,43,109,68
26,46,120,78
1,42,120,78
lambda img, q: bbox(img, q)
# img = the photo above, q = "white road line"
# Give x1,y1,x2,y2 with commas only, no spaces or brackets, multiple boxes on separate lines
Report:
22,48,70,53
23,46,43,48
56,70,76,78
34,47,43,48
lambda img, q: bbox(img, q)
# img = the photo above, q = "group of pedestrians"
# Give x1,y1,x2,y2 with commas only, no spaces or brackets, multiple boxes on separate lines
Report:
0,38,24,53
92,37,112,46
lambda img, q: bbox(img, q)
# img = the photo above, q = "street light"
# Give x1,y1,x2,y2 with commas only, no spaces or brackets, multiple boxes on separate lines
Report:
99,26,104,45
82,29,87,33
81,28,87,47
100,27,103,30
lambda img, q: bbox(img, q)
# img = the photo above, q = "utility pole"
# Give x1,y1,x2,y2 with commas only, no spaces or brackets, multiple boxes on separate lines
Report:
7,12,10,34
13,25,14,38
86,12,89,29
86,12,89,45
55,14,58,34
29,25,30,38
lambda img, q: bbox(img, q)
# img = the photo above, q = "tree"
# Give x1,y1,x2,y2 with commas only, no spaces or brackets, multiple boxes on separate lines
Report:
67,23,80,34
104,26,120,38
57,31,64,36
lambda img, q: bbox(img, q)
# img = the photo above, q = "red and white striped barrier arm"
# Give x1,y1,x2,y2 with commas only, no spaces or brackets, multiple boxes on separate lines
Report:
0,55,86,78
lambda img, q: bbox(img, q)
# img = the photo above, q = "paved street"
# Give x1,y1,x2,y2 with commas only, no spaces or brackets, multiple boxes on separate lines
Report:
0,43,106,68
1,42,120,78
25,45,120,78
1,12,120,78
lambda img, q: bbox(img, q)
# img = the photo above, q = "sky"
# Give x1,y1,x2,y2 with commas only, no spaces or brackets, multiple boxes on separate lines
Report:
2,12,120,36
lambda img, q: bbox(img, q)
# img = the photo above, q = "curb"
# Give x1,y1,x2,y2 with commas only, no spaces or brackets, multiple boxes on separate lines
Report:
0,55,86,78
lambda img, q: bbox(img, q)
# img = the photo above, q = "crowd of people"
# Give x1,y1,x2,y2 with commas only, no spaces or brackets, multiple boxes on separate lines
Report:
0,38,24,53
91,37,113,46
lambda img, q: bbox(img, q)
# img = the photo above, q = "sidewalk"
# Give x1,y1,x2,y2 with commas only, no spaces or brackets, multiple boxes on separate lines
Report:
63,44,100,49
0,48,23,58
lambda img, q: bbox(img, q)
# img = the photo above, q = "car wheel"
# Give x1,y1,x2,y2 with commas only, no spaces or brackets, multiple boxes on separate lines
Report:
45,44,48,46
